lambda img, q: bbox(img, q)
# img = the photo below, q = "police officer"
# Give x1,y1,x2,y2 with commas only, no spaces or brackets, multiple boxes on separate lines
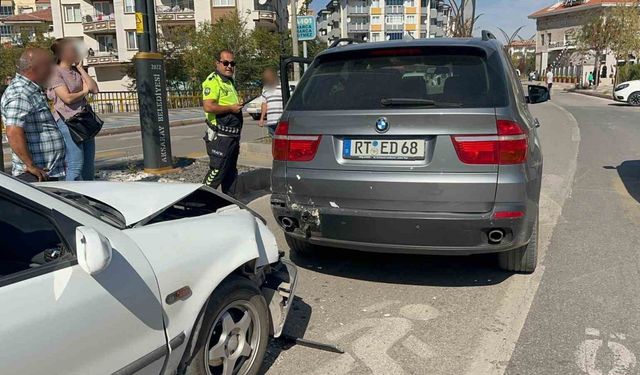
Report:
202,50,244,195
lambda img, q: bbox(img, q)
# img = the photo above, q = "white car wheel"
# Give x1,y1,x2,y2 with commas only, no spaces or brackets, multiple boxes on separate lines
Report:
187,277,269,375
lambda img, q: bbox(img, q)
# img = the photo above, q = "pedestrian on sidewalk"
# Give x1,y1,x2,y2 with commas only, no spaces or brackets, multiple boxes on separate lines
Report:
258,68,283,137
0,48,65,182
588,71,594,87
201,50,244,196
48,38,100,181
546,66,554,100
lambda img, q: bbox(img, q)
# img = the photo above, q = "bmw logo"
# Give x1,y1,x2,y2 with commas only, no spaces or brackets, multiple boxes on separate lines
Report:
375,117,390,133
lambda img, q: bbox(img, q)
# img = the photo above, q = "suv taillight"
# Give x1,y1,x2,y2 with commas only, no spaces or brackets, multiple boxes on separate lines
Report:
273,121,322,162
451,120,528,165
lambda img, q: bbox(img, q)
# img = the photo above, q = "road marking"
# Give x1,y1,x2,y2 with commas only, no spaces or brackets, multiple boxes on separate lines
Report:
315,303,440,375
402,334,436,360
465,100,581,375
576,328,637,375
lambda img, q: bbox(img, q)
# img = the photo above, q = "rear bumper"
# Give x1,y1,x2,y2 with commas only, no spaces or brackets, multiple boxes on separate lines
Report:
271,197,535,255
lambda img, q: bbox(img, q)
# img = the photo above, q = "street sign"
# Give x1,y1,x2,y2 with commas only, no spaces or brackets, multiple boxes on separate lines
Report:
297,16,316,41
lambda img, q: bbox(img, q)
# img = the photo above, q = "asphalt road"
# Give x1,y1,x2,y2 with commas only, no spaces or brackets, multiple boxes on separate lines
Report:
1,117,267,171
247,92,597,375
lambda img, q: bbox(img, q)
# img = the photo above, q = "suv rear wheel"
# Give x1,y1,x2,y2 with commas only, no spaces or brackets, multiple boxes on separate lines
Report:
285,235,316,257
498,218,538,274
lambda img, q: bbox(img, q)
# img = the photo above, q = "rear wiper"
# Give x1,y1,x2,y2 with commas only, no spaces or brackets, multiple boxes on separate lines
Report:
380,98,463,108
381,98,435,106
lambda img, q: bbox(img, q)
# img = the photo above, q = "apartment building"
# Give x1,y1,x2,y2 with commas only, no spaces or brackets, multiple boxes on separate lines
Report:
49,0,287,91
317,0,452,44
0,0,51,43
529,0,632,85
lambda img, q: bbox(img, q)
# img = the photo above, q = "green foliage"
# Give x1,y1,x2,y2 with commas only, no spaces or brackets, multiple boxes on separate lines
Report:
617,64,640,83
0,27,54,82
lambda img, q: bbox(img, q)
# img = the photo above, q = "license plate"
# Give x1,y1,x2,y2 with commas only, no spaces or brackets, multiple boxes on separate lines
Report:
343,139,425,160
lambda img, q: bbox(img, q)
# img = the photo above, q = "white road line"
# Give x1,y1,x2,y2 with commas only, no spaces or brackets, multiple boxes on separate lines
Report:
464,100,581,375
402,334,436,360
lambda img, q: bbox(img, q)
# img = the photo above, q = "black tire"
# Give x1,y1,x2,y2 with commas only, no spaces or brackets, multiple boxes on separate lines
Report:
249,113,260,121
498,219,538,274
628,92,640,107
186,276,270,375
285,235,316,257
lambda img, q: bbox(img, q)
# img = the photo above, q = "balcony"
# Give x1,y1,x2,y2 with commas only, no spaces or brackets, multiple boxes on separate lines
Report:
156,1,195,23
386,5,403,14
83,14,116,34
548,40,576,51
347,5,369,14
253,10,277,31
347,23,368,32
86,53,119,66
386,23,403,31
318,19,328,31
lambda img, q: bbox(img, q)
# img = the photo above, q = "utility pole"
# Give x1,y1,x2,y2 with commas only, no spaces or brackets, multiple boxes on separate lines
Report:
134,0,173,173
291,0,300,81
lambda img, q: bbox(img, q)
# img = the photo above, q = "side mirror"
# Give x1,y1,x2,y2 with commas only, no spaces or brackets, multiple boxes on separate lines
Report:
75,226,112,275
527,85,550,104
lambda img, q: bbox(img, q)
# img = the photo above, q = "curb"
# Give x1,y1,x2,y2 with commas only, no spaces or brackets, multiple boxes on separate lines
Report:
566,89,612,100
97,118,202,137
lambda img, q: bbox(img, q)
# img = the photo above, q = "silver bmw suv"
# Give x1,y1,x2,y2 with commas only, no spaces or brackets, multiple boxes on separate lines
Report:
270,34,549,273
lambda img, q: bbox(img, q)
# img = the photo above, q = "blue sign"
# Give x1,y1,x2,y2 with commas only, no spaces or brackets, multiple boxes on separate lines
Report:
297,16,317,41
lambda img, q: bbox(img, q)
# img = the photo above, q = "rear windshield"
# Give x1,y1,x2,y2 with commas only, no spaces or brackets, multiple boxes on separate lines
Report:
287,46,509,110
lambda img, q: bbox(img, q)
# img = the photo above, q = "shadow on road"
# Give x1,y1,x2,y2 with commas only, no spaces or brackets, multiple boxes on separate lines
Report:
261,296,312,373
288,246,511,287
605,161,640,204
608,103,633,107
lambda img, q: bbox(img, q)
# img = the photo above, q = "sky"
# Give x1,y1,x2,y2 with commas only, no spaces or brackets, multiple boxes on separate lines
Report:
310,0,555,41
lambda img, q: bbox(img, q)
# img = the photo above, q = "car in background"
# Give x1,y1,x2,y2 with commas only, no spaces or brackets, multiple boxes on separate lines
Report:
613,80,640,106
0,173,297,375
271,33,549,273
244,82,298,120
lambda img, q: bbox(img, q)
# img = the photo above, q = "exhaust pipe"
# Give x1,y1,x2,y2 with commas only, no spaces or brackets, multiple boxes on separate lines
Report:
281,217,296,231
488,229,505,244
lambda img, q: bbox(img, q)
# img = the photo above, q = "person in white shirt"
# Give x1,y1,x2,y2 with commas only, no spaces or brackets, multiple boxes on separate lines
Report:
546,66,554,99
258,68,283,137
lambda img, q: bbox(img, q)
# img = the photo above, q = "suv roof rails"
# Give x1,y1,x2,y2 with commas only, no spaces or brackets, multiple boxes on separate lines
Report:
481,30,497,41
329,38,360,48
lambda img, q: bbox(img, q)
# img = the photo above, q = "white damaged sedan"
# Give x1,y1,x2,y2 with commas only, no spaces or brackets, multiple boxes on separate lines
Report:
0,172,297,375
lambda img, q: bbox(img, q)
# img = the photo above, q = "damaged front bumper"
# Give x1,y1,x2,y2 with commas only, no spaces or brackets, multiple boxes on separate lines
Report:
261,258,298,338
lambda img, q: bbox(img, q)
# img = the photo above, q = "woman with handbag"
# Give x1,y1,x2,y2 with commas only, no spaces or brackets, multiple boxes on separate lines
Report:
49,38,100,181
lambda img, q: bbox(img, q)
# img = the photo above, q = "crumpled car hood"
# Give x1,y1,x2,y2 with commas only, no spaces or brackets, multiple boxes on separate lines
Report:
37,181,203,226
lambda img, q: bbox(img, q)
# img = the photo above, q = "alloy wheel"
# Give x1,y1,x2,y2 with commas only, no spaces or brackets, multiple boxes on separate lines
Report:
204,300,262,375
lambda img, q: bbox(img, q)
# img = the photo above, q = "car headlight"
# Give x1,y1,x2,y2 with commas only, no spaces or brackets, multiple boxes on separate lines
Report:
615,83,630,91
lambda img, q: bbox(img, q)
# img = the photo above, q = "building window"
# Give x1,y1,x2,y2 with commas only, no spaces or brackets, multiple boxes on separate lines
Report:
97,34,117,52
63,4,82,23
405,14,416,24
371,32,380,42
541,33,545,46
386,32,403,40
371,15,381,23
124,0,135,14
385,14,403,24
126,30,137,50
404,0,415,6
386,0,403,5
94,2,114,18
0,5,13,16
213,0,234,7
0,25,12,36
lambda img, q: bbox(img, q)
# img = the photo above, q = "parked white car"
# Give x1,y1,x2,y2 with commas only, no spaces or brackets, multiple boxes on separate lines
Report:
244,82,298,121
613,79,640,106
0,173,297,375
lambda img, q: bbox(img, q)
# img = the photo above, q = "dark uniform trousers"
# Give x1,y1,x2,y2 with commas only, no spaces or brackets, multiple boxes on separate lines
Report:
203,133,240,196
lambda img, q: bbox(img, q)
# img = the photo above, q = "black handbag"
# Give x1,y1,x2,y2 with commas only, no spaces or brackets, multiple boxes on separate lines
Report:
59,104,103,144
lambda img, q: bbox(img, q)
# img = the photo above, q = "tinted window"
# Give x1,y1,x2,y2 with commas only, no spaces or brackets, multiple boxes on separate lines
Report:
288,47,508,110
0,198,65,278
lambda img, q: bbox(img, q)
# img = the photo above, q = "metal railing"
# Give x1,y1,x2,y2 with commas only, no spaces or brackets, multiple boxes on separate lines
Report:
88,89,261,114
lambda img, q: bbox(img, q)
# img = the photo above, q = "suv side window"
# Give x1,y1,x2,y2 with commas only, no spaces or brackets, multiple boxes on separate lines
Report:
0,197,71,285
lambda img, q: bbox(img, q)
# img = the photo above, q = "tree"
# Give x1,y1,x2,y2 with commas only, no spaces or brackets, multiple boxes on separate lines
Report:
608,1,640,81
447,0,481,37
575,11,616,88
0,27,53,82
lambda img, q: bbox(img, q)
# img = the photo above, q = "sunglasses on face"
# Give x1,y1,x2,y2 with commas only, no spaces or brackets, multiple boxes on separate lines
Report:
219,60,236,68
